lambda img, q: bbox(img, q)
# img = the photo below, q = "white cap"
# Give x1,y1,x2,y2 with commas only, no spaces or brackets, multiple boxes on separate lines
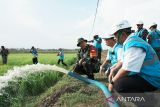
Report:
150,22,157,27
111,20,131,35
137,21,143,25
102,34,114,40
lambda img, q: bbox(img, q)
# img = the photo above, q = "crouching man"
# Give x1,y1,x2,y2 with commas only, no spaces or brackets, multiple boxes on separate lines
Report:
99,35,123,76
73,38,100,80
108,20,160,93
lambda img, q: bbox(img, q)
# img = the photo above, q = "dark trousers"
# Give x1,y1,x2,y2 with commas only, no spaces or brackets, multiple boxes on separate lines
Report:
73,63,94,80
97,48,102,61
57,59,67,66
114,74,157,93
32,57,38,64
114,75,158,106
2,55,8,64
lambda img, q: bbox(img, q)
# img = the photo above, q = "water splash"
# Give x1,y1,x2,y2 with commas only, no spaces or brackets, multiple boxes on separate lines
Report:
0,63,68,92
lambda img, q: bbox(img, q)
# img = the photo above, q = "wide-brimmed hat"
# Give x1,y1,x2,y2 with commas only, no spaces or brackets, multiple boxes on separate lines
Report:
77,38,87,47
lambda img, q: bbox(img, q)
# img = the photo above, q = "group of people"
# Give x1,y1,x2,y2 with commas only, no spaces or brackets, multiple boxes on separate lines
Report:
73,20,160,94
30,46,68,66
0,46,39,65
0,46,67,66
1,20,160,95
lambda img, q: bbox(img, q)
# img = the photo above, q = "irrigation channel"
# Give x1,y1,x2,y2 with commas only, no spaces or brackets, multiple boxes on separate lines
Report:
0,63,119,107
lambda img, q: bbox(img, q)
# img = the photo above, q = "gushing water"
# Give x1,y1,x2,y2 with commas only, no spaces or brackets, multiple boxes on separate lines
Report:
0,63,69,93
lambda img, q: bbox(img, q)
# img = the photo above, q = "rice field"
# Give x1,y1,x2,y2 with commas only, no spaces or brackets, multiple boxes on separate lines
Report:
0,53,76,76
0,53,76,107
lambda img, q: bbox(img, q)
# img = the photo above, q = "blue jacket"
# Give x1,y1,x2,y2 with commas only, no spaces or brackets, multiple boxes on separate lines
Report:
123,35,160,88
93,37,102,49
30,49,38,57
148,29,160,48
108,43,122,65
58,50,64,60
135,28,148,41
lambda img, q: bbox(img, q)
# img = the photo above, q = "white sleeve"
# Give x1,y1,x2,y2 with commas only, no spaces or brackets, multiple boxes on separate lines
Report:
122,47,146,73
106,51,110,60
117,48,123,60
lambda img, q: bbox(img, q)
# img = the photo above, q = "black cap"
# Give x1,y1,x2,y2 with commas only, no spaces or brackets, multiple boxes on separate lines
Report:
77,38,87,47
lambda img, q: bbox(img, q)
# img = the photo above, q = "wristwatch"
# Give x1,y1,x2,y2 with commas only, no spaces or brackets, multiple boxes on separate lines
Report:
110,80,114,85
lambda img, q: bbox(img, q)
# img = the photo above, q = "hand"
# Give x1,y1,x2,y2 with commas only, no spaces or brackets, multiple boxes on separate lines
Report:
79,59,84,65
108,83,113,92
99,65,104,76
108,72,114,83
105,68,110,77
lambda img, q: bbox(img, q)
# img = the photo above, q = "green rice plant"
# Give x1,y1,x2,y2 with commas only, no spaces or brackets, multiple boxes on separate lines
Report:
0,71,63,107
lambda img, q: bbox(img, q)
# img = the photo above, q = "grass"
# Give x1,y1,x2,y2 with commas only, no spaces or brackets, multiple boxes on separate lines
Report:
20,75,107,107
36,75,107,107
0,53,77,107
0,53,76,75
0,71,64,107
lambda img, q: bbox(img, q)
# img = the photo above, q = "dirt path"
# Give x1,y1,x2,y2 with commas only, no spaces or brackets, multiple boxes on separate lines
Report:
36,86,76,107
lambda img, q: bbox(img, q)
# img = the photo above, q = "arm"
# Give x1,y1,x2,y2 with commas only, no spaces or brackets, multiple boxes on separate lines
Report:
7,49,9,55
108,61,122,82
110,61,122,73
99,60,110,75
112,69,129,82
97,38,102,43
99,50,111,75
101,60,109,66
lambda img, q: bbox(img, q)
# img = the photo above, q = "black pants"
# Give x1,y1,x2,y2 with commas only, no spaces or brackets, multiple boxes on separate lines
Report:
57,59,67,66
73,62,94,80
114,74,157,93
114,75,158,106
2,55,8,64
32,57,38,64
97,48,102,61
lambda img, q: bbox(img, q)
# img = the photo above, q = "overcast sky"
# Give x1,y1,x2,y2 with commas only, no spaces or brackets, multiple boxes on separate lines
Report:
0,0,160,49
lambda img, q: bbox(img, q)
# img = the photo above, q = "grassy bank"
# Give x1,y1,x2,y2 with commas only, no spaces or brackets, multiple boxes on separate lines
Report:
24,75,107,107
0,71,64,107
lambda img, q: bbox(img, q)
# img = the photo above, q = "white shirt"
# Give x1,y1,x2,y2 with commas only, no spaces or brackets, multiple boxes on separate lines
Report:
121,47,146,73
117,48,123,60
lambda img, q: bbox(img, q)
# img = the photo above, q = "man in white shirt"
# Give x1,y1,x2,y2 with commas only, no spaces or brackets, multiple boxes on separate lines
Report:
99,35,123,76
108,20,160,93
